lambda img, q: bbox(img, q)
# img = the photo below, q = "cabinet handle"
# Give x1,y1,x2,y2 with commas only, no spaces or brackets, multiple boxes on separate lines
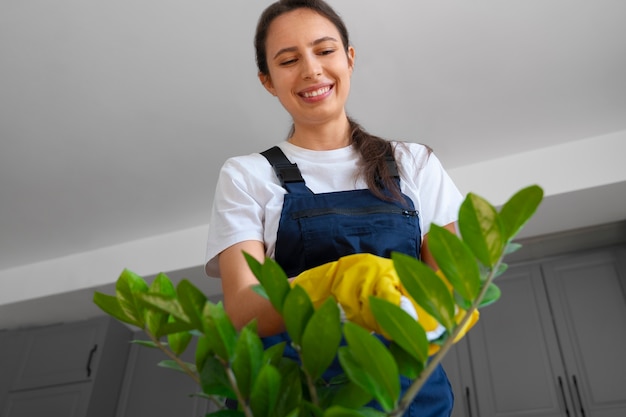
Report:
558,376,570,417
86,344,98,377
572,375,586,417
465,387,473,417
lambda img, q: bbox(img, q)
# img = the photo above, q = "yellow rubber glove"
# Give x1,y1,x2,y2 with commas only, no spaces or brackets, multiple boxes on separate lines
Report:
291,253,479,353
327,254,441,337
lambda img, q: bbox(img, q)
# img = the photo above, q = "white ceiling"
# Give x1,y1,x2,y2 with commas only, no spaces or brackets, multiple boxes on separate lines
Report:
1,1,625,329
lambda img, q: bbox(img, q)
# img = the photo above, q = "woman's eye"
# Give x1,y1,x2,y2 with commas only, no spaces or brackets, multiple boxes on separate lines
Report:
280,58,297,66
319,49,335,56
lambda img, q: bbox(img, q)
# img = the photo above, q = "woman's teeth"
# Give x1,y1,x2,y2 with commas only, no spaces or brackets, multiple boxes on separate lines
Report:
302,86,331,98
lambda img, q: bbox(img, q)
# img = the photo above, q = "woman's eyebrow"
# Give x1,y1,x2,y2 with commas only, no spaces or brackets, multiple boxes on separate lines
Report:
273,36,339,59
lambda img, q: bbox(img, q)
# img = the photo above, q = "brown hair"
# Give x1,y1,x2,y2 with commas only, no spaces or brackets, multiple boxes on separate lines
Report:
255,0,404,201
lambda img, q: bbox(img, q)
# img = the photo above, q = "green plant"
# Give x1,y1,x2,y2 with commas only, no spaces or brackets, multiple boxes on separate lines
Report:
94,185,543,416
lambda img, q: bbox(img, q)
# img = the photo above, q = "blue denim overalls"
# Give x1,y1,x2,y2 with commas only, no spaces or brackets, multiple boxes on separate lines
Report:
261,146,453,417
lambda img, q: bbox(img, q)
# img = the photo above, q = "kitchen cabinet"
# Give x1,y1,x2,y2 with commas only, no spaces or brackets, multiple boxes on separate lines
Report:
540,248,626,417
442,339,475,417
115,331,213,417
447,246,626,417
1,316,132,417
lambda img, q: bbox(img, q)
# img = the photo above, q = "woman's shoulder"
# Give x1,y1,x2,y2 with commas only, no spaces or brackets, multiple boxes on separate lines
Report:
391,140,433,168
219,148,275,177
221,151,268,169
216,149,280,195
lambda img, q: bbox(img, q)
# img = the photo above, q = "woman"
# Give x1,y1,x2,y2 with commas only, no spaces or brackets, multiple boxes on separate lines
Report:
205,1,462,415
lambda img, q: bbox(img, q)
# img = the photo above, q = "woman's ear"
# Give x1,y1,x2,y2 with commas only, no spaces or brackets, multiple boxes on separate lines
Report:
347,46,356,73
258,72,277,96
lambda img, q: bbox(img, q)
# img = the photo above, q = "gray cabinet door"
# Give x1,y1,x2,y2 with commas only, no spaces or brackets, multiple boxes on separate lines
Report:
442,339,478,417
2,317,131,417
11,321,101,390
2,383,92,417
466,264,573,417
115,331,211,417
0,331,25,409
542,248,626,417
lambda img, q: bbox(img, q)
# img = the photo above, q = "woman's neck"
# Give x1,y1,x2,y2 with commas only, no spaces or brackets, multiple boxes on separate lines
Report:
288,116,351,150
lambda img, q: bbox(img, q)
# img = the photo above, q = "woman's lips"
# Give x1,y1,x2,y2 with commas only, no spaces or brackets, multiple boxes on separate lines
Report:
298,84,333,102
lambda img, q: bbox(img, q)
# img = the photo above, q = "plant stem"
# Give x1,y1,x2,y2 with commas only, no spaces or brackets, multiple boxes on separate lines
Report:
295,344,320,406
390,259,502,417
146,332,200,385
225,366,255,417
305,370,320,406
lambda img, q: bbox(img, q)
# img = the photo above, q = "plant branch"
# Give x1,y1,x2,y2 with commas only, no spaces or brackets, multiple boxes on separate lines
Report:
146,332,200,386
390,258,502,417
225,365,254,417
295,344,320,406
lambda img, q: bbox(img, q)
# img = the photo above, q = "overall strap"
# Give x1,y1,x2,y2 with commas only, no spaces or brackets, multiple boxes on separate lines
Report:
261,146,311,194
384,152,400,179
377,150,401,192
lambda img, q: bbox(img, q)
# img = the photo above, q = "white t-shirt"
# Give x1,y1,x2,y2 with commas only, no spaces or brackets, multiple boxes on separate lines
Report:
205,141,463,278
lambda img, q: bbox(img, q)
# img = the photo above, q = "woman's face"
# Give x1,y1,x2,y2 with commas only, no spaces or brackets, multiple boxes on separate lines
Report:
260,8,355,128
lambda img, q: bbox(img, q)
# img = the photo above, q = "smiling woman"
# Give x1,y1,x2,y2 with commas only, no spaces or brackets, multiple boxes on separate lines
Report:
204,0,465,415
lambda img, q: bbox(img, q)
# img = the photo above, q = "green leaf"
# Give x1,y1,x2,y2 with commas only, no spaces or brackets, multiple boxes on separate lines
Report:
145,273,176,337
275,361,303,417
138,293,190,325
203,301,238,362
392,253,455,331
167,328,192,357
323,406,367,417
499,185,543,241
115,269,150,328
427,224,481,303
494,263,509,278
93,292,142,327
195,334,212,372
130,339,159,349
453,291,472,310
458,193,505,267
232,324,265,399
389,342,424,379
301,298,342,381
177,279,208,331
250,364,281,417
263,342,286,367
150,271,176,294
325,379,372,410
479,283,501,308
339,322,399,412
369,297,428,363
478,262,508,282
243,252,291,314
157,359,196,374
283,285,315,345
504,242,523,255
284,409,301,417
250,283,269,300
158,318,196,336
336,349,376,403
199,354,236,399
301,401,325,417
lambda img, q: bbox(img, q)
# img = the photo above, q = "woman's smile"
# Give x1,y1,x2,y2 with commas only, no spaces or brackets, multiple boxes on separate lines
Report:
298,84,334,102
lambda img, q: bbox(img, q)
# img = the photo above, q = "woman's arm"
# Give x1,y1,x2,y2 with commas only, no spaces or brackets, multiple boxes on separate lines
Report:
218,240,287,337
420,221,458,270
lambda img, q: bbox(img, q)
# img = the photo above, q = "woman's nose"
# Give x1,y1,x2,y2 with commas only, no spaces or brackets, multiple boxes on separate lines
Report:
301,55,322,80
